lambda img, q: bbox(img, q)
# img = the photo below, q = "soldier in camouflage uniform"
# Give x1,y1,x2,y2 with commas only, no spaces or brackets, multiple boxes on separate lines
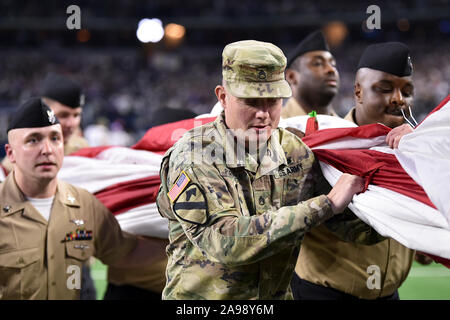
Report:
157,40,364,300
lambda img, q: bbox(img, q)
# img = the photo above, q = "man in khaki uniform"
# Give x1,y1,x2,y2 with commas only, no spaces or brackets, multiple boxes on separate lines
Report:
41,73,90,155
282,30,339,119
1,73,89,173
157,40,365,300
0,98,166,300
41,73,94,298
293,42,416,300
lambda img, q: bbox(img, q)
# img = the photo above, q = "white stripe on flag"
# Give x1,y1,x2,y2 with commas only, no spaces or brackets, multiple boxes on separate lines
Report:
115,203,169,239
60,150,162,193
396,100,450,226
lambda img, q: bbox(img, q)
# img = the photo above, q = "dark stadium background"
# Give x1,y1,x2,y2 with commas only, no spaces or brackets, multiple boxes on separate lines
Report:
0,0,449,299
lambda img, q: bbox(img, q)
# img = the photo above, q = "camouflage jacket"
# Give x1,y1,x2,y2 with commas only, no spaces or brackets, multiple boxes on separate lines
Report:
157,113,334,300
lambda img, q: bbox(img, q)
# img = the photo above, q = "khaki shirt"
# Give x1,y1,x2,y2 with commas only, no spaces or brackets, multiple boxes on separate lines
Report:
295,106,415,299
281,97,337,119
157,113,334,300
0,174,137,300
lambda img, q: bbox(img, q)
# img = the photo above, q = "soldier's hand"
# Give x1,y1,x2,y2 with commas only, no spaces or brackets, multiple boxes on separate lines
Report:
414,252,434,265
386,123,413,149
327,173,364,214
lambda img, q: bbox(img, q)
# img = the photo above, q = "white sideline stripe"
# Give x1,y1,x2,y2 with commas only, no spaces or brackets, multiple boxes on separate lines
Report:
408,268,450,278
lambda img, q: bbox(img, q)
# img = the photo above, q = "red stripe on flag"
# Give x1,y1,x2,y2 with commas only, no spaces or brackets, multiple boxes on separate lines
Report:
302,123,391,148
313,148,437,209
132,117,216,153
94,175,161,215
424,253,450,268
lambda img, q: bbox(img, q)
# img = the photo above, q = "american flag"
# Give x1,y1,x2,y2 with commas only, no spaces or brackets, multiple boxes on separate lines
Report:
168,171,190,202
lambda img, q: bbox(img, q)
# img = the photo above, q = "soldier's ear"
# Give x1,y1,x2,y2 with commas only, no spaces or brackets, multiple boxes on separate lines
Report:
354,82,363,105
215,85,227,110
5,144,15,164
285,69,299,86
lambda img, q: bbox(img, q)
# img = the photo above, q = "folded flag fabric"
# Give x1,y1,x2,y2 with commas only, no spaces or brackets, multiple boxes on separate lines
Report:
279,95,450,267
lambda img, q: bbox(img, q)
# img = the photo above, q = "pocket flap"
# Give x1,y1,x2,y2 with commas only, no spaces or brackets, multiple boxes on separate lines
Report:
0,247,40,268
65,242,93,261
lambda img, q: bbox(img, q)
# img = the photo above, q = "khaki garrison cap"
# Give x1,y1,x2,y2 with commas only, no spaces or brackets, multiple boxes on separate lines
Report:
222,40,292,99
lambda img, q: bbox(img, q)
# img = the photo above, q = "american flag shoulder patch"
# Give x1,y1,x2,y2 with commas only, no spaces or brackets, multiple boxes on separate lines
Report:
168,170,191,202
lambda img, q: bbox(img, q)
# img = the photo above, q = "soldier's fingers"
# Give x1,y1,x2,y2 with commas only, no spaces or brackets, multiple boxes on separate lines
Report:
393,135,402,149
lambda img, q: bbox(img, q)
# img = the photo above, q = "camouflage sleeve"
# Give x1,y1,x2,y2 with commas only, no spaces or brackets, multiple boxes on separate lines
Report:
312,160,386,245
166,161,334,268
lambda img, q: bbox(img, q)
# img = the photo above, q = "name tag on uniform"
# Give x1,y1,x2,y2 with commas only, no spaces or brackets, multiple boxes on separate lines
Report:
273,163,302,179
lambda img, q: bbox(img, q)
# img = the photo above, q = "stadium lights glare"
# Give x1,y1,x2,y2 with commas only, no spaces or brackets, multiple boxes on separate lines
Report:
136,18,165,43
165,23,186,40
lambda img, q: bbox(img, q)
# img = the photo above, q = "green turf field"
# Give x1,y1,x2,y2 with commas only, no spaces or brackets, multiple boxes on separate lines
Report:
90,260,450,300
91,259,108,299
398,262,450,300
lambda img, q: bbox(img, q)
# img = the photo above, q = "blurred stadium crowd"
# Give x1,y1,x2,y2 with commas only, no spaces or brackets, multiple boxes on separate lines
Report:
2,0,448,19
1,41,448,148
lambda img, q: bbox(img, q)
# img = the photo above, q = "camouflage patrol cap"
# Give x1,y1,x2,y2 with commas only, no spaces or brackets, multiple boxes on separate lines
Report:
222,40,292,99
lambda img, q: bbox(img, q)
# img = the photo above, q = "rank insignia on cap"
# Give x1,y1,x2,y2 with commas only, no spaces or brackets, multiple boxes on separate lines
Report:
407,55,413,71
47,109,56,124
168,171,191,203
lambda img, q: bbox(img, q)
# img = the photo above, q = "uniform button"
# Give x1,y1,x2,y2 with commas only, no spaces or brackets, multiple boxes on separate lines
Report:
51,281,56,286
50,254,55,260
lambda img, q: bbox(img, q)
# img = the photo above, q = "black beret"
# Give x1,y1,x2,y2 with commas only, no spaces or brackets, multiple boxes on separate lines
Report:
41,73,85,109
7,98,59,134
357,42,413,77
287,30,330,68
